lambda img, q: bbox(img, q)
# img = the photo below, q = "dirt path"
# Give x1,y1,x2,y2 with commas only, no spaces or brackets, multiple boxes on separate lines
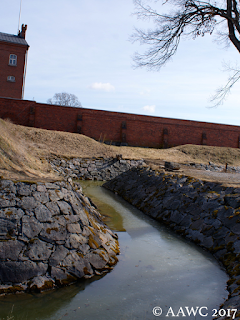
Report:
182,168,240,187
144,159,240,187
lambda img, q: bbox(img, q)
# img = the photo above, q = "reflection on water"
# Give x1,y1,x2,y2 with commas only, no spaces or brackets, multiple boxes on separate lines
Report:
0,181,228,320
0,277,101,320
81,181,125,232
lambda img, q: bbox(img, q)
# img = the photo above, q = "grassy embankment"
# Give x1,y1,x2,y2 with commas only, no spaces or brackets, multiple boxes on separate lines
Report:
1,118,240,182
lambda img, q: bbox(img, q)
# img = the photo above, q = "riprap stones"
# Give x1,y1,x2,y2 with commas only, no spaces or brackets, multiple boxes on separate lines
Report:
49,156,145,181
0,179,119,294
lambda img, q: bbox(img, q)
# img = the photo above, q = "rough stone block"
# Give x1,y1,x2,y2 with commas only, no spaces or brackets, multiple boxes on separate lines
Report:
22,216,43,238
33,191,49,204
19,196,38,211
57,201,73,215
40,222,67,242
16,183,32,196
26,239,53,261
0,261,48,283
0,240,24,261
49,245,69,267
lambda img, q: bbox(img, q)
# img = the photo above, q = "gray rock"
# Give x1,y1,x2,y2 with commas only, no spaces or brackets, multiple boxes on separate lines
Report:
45,183,60,189
170,211,185,224
211,218,222,229
57,201,73,215
22,216,43,238
35,204,53,223
201,236,214,248
224,195,240,208
0,180,16,194
36,184,47,192
161,196,175,209
231,223,240,235
0,195,16,207
65,233,87,249
216,206,235,220
85,252,107,269
62,252,93,278
16,183,32,196
223,214,240,229
0,240,24,261
33,191,49,204
64,214,81,223
179,215,192,228
233,240,240,253
190,219,204,231
48,189,64,202
0,218,18,238
19,196,38,211
201,200,220,212
40,222,67,242
211,226,229,240
79,243,90,255
170,199,181,211
45,201,60,215
49,245,69,267
54,215,69,227
66,223,81,234
186,229,204,242
28,275,54,291
51,266,68,281
0,207,24,220
0,261,48,283
26,239,53,261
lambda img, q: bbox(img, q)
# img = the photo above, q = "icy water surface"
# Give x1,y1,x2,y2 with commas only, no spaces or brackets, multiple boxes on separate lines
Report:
0,181,228,320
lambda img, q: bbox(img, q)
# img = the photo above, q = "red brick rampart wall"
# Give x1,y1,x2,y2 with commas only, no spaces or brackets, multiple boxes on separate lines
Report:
0,97,239,148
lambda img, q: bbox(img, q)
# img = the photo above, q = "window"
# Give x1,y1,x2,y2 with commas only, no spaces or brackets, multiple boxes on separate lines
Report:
7,76,15,82
9,54,17,66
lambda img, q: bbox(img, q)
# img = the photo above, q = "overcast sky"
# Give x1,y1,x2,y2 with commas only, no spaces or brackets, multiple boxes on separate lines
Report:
1,0,240,125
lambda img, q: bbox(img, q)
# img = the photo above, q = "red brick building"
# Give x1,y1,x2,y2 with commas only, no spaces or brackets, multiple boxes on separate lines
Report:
0,24,29,99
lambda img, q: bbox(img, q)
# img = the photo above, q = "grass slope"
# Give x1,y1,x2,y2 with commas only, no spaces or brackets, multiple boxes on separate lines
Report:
0,119,240,181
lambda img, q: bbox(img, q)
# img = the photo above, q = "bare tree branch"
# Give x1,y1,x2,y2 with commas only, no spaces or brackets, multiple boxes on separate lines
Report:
131,0,240,104
210,64,240,106
47,92,82,108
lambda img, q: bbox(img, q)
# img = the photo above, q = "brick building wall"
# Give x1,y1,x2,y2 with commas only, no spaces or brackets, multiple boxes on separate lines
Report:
0,96,239,149
0,25,29,99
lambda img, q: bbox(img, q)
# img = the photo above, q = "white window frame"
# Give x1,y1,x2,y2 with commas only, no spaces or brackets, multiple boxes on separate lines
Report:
9,54,17,66
7,76,16,82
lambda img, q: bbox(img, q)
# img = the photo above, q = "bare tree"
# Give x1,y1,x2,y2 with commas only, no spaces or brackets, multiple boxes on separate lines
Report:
47,92,82,108
131,0,240,104
210,63,240,106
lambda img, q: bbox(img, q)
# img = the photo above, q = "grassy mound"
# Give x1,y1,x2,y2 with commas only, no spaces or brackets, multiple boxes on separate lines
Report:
0,119,58,181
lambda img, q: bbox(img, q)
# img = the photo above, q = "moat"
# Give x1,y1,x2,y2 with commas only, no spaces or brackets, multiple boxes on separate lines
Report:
0,181,228,320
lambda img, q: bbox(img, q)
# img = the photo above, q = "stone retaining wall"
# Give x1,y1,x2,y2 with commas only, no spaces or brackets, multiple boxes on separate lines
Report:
103,167,240,317
49,156,145,181
0,179,119,294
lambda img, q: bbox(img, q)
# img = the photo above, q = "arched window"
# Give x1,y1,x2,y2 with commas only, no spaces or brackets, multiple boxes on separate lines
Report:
9,54,17,66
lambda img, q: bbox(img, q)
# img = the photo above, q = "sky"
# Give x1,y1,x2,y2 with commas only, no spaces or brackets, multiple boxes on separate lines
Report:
1,0,240,126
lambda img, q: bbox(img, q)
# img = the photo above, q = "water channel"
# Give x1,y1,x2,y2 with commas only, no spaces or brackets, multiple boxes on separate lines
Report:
0,181,228,320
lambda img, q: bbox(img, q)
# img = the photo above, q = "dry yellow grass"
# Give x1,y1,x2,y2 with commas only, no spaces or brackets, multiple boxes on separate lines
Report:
0,119,240,182
0,119,58,181
175,144,240,166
